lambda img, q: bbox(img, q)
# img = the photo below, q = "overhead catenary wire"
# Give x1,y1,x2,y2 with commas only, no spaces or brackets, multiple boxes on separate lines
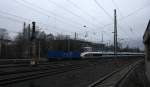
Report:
0,14,73,36
0,10,32,22
0,10,65,34
93,0,135,36
0,14,24,23
90,1,150,32
46,0,98,28
92,0,133,42
14,0,116,37
0,9,94,41
94,0,113,20
19,0,112,36
65,0,103,24
111,1,150,33
111,0,123,16
112,0,134,33
0,10,74,34
94,0,122,32
20,0,108,32
0,14,76,40
119,3,150,21
2,0,149,43
0,14,25,34
21,0,103,34
14,0,82,30
66,0,94,20
21,0,85,28
17,0,79,29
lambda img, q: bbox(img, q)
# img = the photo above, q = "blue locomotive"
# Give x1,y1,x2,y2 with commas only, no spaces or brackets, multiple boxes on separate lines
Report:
48,51,81,59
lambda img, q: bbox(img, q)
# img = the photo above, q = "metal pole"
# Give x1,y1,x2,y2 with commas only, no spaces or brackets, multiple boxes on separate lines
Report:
101,31,104,54
0,36,4,58
74,32,77,40
68,37,70,52
114,9,118,57
39,40,40,61
31,22,37,65
0,38,1,58
118,38,124,52
28,24,31,59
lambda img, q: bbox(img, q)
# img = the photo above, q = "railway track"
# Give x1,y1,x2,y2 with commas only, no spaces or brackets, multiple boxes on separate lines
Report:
0,58,139,86
0,65,86,85
0,59,108,86
88,59,143,87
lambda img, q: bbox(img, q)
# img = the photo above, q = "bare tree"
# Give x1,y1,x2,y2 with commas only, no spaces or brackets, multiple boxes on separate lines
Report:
0,28,9,58
0,28,9,39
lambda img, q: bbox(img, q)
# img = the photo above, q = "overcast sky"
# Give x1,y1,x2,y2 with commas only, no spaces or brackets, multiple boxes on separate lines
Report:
0,0,150,49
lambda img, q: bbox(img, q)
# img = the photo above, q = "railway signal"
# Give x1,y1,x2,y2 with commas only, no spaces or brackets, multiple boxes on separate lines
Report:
30,22,39,65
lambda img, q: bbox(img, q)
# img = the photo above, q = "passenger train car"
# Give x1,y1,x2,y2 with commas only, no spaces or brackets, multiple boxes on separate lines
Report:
80,51,144,58
47,50,144,59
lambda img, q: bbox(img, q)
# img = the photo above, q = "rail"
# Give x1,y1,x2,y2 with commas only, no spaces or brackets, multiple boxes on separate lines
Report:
88,59,143,87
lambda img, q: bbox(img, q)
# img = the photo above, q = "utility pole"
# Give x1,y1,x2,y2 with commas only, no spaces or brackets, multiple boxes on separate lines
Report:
114,9,118,57
27,24,31,59
101,31,104,54
118,38,124,52
38,40,40,61
74,32,77,40
68,35,70,52
0,36,4,58
37,28,41,62
0,37,2,58
23,22,26,39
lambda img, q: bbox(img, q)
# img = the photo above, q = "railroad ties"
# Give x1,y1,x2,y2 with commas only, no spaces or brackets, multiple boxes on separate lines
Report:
88,59,143,87
0,59,103,86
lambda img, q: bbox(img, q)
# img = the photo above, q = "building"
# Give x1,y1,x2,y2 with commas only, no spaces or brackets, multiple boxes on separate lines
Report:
143,20,150,82
0,38,11,58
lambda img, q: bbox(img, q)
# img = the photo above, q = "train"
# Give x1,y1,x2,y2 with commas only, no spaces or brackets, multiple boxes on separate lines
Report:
80,52,144,58
48,51,81,60
47,50,144,59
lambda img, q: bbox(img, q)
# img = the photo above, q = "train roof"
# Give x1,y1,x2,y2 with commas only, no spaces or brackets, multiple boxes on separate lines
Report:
81,51,144,57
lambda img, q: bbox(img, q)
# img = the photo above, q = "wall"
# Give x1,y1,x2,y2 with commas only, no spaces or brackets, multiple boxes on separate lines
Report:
144,20,150,82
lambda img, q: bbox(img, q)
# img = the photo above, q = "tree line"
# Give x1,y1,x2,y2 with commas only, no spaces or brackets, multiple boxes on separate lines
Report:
0,22,142,59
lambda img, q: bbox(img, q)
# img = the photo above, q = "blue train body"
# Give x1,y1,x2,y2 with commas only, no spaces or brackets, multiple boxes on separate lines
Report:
48,51,81,59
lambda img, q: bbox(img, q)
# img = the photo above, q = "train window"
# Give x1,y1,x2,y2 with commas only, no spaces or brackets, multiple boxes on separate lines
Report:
85,54,92,57
93,54,102,57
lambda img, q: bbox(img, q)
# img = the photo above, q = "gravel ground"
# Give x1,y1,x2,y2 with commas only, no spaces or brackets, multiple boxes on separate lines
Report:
3,59,134,87
117,61,150,87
